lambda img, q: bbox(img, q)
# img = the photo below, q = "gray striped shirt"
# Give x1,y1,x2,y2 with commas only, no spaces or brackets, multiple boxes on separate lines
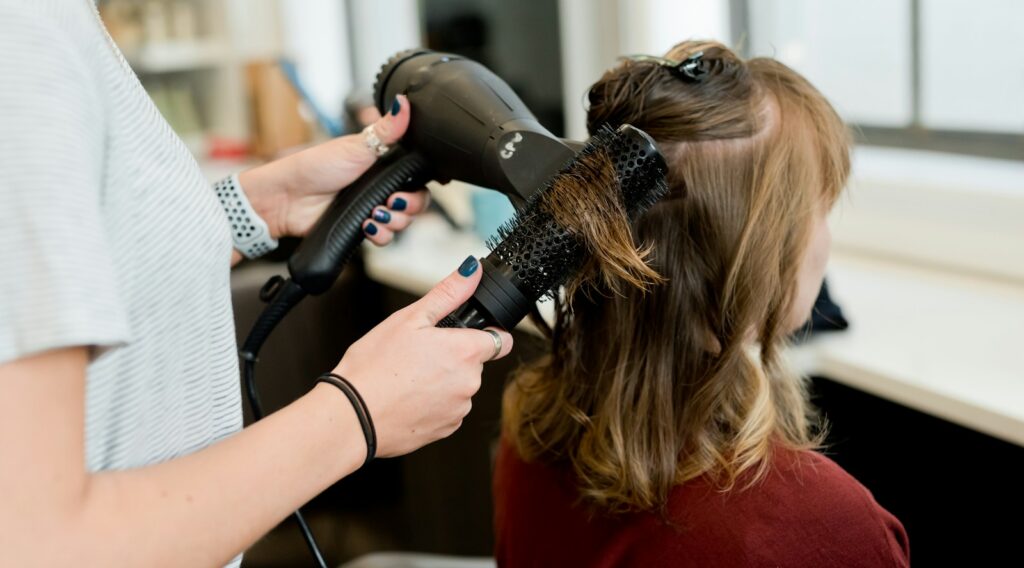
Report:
0,1,243,562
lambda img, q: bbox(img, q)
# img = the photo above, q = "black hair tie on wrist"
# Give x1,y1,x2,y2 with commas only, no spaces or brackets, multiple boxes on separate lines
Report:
317,373,377,467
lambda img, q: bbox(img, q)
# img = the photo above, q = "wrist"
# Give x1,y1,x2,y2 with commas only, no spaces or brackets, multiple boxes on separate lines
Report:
317,373,377,466
214,174,280,258
237,158,298,240
308,382,370,469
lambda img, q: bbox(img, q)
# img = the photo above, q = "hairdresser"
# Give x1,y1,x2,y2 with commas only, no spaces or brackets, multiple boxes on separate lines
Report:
0,3,512,566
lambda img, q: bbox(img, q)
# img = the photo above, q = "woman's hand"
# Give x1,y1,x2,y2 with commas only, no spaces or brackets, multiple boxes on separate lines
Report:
330,256,514,458
238,94,430,246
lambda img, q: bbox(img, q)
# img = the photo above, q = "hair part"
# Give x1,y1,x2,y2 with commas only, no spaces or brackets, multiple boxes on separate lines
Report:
503,40,851,514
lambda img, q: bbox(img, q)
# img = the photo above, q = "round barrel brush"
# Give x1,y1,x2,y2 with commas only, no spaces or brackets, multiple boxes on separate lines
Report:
439,124,669,330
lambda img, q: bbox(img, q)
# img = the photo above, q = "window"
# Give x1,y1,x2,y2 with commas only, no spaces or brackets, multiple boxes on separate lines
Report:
740,0,1024,161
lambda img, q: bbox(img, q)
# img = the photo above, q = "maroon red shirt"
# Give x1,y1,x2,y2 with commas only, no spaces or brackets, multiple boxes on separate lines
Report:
494,439,909,567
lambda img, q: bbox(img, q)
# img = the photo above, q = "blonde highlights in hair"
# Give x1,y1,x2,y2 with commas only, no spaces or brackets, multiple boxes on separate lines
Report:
502,41,852,513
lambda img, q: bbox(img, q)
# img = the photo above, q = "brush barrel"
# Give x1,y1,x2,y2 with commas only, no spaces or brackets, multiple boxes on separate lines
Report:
437,124,669,332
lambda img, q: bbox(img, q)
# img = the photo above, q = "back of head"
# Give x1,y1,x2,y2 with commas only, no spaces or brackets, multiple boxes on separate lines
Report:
502,40,851,514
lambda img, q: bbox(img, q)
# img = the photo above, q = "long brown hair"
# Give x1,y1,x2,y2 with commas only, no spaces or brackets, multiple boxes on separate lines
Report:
502,41,851,514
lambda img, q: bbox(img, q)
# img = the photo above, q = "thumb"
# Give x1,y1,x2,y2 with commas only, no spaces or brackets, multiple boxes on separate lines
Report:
369,94,410,147
412,256,482,326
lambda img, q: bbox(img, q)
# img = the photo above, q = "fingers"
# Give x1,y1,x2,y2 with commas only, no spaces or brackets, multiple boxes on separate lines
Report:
410,256,482,326
480,326,514,362
362,218,394,246
363,207,410,246
387,190,430,215
367,94,410,147
435,325,514,367
373,208,412,231
349,94,410,165
362,189,429,246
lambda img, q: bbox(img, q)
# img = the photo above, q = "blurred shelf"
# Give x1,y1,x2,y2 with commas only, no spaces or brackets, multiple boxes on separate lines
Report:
123,39,232,74
198,157,262,183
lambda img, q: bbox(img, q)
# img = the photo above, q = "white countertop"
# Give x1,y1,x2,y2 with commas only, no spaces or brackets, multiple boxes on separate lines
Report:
365,213,1024,447
789,253,1024,446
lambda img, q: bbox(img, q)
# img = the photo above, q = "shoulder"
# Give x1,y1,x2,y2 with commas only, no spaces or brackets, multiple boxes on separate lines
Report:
0,1,95,38
773,448,910,565
0,0,105,70
773,447,904,535
0,1,109,154
774,446,879,503
0,1,102,89
651,446,910,567
668,445,889,515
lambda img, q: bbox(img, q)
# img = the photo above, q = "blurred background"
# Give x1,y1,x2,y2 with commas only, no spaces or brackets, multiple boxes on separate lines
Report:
97,0,1023,566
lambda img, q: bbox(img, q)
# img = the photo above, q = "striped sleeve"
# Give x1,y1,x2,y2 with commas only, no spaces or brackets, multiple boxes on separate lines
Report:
0,4,131,365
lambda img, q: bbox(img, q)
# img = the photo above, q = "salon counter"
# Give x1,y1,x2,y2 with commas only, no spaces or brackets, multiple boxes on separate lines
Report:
363,213,1024,447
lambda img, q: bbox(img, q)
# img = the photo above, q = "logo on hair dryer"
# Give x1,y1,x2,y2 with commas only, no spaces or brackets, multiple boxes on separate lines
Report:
500,133,524,160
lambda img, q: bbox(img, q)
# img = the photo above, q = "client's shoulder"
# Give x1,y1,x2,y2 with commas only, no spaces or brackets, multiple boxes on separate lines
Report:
771,444,874,499
660,444,910,567
671,445,878,506
719,444,892,519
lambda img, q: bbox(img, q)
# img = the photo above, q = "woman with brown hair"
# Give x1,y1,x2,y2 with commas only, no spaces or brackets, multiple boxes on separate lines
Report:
494,41,909,567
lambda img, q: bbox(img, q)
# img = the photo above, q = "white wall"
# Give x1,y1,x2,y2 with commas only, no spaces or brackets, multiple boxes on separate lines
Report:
617,0,730,56
347,0,422,91
273,0,422,122
279,0,353,118
558,0,731,140
920,0,1024,133
747,0,914,128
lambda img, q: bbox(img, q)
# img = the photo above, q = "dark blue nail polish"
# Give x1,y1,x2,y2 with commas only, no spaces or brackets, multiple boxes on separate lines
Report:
372,209,391,223
458,255,479,277
364,222,378,236
390,97,401,116
391,197,407,211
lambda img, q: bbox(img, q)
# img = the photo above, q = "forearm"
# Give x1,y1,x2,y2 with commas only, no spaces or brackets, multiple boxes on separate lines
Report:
237,157,298,242
29,384,363,567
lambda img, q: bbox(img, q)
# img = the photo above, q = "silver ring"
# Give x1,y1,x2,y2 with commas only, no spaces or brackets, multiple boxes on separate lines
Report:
484,329,502,361
362,124,390,157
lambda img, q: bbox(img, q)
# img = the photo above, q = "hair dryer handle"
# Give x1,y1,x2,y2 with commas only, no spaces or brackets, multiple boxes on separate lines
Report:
288,147,433,296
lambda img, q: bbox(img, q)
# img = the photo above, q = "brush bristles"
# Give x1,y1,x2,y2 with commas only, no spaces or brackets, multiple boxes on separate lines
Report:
487,125,669,302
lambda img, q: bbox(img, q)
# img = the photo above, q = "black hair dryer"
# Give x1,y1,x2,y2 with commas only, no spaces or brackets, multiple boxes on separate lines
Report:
243,49,578,356
372,49,579,204
287,49,578,297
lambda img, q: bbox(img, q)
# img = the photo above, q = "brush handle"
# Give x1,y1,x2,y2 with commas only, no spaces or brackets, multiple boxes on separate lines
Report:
437,257,535,330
